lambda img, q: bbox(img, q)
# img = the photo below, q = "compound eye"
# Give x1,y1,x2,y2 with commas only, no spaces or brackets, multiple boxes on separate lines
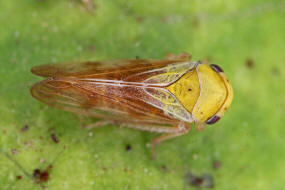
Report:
206,115,220,124
210,64,224,73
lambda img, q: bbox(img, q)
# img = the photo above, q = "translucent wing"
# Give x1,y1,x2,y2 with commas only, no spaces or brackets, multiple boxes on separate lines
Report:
31,58,198,122
31,79,176,124
31,59,197,86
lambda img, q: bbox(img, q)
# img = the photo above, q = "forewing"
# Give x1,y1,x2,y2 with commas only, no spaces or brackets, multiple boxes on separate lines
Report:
31,58,198,122
31,59,197,86
30,78,177,124
31,60,174,78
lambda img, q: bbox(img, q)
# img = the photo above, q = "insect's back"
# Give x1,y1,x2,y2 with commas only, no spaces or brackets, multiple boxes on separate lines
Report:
31,59,197,124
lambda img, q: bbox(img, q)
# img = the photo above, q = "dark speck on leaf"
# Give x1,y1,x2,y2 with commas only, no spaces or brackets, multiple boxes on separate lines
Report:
51,133,59,143
11,149,18,155
135,16,144,23
213,160,221,169
125,144,132,151
33,169,49,183
21,125,29,132
186,172,214,188
40,171,49,181
48,127,55,132
33,165,52,184
33,169,41,178
245,58,255,69
161,165,167,172
16,175,22,180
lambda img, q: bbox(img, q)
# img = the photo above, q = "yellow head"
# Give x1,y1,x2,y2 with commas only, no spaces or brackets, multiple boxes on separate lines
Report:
167,62,233,130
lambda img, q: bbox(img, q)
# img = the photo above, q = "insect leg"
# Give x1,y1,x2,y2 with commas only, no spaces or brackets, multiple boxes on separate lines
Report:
151,122,192,158
117,122,181,133
83,120,113,129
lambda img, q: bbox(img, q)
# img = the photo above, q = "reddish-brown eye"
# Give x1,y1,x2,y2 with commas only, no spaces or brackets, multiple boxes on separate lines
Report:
206,115,220,124
210,64,224,73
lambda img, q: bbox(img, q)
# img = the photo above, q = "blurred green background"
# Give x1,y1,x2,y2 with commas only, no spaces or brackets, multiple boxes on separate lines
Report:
1,0,285,189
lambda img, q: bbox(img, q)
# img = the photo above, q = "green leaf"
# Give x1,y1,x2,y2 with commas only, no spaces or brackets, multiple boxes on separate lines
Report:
1,0,285,189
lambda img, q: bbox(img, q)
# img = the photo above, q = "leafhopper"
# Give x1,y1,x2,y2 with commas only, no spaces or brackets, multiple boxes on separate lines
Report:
31,53,233,154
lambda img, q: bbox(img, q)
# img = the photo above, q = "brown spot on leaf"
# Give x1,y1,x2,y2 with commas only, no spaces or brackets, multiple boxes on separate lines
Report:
161,165,167,172
245,58,254,69
33,169,41,177
16,175,22,180
125,144,132,151
33,169,49,183
186,172,214,188
11,149,18,155
51,133,59,143
135,16,144,23
33,165,53,184
213,160,221,169
21,125,29,132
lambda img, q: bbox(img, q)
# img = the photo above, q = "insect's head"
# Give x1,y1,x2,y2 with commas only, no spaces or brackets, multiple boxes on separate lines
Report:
191,63,233,129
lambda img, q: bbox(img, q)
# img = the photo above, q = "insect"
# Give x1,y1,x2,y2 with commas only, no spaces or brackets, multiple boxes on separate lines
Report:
31,53,233,155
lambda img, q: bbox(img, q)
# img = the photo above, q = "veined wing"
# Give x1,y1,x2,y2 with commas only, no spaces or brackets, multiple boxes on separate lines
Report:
31,59,199,122
31,59,198,86
30,78,178,124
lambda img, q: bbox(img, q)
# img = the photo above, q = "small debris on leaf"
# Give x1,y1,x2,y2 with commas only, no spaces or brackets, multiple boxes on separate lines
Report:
125,144,132,151
213,160,221,169
16,175,22,180
21,125,29,132
245,58,255,69
51,133,59,143
11,149,18,155
161,165,167,172
33,165,53,184
186,172,214,188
